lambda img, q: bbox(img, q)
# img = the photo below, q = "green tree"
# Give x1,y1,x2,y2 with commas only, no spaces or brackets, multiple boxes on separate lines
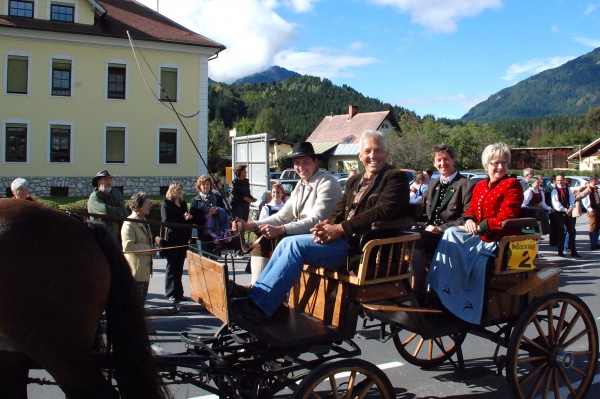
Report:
233,117,255,136
207,119,231,174
253,107,284,135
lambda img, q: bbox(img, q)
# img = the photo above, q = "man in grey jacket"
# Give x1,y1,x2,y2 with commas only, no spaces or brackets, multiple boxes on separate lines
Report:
235,142,342,283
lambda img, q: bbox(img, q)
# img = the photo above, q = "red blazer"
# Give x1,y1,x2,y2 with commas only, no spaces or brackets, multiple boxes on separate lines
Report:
464,176,524,242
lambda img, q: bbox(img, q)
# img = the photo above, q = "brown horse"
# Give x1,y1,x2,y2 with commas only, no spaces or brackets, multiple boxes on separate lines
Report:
0,200,170,398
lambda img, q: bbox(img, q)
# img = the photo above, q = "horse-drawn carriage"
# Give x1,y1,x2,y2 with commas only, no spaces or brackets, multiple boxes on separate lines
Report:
2,201,597,398
158,217,598,398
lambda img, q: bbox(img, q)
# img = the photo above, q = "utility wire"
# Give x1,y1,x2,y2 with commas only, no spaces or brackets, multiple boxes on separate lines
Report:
126,31,214,178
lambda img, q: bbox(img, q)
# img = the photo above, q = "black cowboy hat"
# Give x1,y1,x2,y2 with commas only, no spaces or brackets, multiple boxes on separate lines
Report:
92,170,113,187
288,142,319,159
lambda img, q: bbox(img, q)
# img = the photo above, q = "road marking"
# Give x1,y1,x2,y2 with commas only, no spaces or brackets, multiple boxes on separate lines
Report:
185,361,404,399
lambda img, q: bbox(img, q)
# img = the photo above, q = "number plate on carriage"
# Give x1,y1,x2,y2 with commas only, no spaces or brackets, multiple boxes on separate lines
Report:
507,239,538,270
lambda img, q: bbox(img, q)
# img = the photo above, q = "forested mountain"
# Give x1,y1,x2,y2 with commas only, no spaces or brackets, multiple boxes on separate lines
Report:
208,75,418,143
233,66,300,85
206,62,599,174
463,47,600,123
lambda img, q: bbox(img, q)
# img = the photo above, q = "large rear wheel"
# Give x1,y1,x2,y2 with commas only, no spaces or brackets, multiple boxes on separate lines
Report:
290,358,395,398
506,292,598,399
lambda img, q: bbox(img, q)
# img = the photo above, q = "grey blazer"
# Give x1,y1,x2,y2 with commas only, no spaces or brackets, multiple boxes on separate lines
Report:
423,173,475,231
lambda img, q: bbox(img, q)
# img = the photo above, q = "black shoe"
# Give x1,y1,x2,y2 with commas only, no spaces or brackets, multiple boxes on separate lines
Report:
230,298,287,324
176,296,189,302
168,296,179,303
571,251,582,258
229,281,251,298
557,252,565,257
591,244,600,250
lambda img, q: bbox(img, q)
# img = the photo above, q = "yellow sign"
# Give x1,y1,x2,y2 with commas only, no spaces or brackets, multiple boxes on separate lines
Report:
507,240,538,270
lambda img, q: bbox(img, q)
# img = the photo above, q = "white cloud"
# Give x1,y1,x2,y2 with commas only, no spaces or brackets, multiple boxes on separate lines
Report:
501,56,575,81
584,3,600,16
275,49,378,78
283,0,320,12
135,0,376,83
367,0,502,34
572,35,600,47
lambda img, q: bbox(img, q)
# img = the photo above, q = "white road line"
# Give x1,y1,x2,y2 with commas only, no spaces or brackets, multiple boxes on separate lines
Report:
185,361,405,399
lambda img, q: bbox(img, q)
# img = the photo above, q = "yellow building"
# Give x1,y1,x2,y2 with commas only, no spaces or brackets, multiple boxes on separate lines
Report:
0,0,225,196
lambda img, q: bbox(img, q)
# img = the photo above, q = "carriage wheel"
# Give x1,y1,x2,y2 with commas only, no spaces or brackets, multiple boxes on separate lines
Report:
290,358,395,399
392,329,457,367
506,292,598,399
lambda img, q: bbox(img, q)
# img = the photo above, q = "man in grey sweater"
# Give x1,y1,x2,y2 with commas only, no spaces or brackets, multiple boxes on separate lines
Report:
234,142,342,283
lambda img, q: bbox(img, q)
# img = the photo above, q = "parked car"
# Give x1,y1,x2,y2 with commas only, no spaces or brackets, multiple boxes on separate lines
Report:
269,179,299,198
269,172,282,180
280,168,300,180
463,171,488,179
338,177,348,192
331,172,348,180
566,176,590,189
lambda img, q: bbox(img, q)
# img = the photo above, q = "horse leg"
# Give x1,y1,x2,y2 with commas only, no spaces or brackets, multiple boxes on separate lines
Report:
0,351,30,399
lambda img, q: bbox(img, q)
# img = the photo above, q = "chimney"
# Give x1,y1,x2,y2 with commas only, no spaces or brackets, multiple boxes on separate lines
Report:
348,104,358,119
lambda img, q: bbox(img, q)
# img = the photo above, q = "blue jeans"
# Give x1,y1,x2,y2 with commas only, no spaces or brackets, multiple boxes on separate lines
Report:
249,234,349,314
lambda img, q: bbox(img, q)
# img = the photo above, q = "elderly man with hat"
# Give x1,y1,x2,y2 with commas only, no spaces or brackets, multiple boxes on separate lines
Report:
234,141,343,284
87,170,127,238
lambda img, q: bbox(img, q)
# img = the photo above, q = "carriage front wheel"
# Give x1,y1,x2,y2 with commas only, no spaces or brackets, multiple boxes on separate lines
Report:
506,292,598,399
290,358,395,398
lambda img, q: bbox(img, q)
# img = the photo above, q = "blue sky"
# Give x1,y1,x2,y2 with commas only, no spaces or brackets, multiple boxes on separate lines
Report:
137,0,600,119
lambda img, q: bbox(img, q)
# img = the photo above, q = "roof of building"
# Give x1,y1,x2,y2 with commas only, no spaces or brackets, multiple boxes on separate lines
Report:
332,143,360,156
307,110,398,144
567,137,600,160
0,0,225,50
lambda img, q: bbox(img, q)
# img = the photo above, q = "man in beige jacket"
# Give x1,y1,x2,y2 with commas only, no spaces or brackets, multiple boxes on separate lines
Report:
235,142,343,283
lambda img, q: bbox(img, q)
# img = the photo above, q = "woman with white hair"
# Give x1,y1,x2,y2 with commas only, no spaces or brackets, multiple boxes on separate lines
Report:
11,178,34,201
428,142,524,324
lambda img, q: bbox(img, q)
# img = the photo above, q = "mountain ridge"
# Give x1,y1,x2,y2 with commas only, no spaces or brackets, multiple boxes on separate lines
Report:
462,47,600,123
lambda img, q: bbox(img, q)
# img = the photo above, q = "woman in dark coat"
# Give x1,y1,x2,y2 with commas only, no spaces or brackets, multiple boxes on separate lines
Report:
160,181,193,303
189,175,231,257
229,164,256,222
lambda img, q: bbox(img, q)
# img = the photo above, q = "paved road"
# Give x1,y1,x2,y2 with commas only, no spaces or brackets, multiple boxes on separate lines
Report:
27,217,600,398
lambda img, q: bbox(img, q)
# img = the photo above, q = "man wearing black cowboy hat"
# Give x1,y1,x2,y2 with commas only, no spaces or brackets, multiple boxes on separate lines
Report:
87,170,127,238
234,141,343,284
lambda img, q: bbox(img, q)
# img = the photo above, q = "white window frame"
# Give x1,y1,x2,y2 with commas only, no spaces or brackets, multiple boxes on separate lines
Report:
2,119,31,164
49,55,74,98
6,0,38,18
47,120,74,164
105,59,128,101
103,123,128,165
4,50,31,95
48,0,78,23
157,125,180,165
158,63,179,103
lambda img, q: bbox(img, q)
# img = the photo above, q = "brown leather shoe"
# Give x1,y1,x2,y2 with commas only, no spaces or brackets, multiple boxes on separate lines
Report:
229,281,251,298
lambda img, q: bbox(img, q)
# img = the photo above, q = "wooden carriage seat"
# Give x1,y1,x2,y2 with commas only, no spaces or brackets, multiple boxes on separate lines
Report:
484,217,560,322
288,230,420,332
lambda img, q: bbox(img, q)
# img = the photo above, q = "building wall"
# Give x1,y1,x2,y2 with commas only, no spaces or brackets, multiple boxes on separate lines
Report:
511,148,572,170
1,24,213,195
578,155,600,171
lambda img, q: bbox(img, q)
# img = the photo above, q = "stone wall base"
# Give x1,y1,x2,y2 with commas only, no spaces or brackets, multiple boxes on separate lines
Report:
1,176,199,198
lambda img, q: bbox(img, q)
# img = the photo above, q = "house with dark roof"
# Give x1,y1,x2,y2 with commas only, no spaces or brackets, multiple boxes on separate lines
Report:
567,138,600,171
0,0,225,196
306,105,400,172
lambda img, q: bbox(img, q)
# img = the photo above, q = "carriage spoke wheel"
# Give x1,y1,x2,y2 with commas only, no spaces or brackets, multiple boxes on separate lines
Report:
392,329,457,367
506,292,598,399
290,358,395,399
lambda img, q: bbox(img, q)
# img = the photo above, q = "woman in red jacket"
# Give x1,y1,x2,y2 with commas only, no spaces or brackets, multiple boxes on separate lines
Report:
428,142,524,324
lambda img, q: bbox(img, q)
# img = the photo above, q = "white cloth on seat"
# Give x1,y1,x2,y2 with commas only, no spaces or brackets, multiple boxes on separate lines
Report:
428,226,497,324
